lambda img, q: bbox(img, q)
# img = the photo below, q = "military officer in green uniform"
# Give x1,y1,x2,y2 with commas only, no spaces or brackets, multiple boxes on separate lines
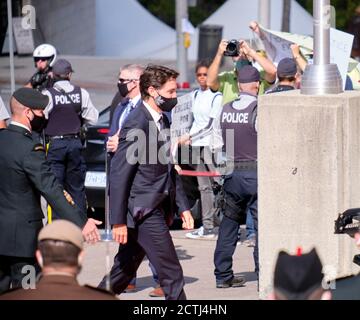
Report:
0,88,101,294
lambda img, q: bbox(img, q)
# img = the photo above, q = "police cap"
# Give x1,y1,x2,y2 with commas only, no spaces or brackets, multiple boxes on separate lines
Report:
52,58,74,76
38,220,84,250
277,58,297,78
274,248,324,299
237,65,260,83
12,87,49,110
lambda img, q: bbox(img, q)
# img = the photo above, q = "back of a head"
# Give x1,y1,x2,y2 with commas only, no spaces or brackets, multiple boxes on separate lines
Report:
37,220,83,268
140,65,179,100
273,248,324,300
277,58,297,82
237,65,260,94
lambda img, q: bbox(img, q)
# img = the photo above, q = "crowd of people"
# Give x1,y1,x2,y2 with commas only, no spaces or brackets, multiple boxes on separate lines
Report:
0,16,360,301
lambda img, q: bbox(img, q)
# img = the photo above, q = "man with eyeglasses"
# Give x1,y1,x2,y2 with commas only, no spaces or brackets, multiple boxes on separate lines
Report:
106,64,144,154
26,44,57,91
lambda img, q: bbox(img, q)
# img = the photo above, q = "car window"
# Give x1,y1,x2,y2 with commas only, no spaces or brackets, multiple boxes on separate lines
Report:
97,107,110,126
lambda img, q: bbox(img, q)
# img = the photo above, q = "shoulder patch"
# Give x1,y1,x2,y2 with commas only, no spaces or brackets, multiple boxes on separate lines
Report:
33,143,45,152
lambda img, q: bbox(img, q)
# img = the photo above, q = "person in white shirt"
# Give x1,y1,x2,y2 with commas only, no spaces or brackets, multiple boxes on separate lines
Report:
185,60,224,240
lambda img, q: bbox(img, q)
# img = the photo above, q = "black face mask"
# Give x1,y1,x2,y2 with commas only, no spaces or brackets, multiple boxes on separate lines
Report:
117,82,129,97
155,94,178,112
30,111,48,133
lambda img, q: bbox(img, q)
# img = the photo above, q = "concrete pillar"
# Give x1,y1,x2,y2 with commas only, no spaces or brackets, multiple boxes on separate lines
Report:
258,91,360,299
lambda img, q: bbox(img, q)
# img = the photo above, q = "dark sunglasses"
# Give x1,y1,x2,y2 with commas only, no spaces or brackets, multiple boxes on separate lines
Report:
34,57,49,62
196,73,207,77
118,78,139,83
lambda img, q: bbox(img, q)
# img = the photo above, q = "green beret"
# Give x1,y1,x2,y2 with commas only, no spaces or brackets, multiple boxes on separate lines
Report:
12,87,49,110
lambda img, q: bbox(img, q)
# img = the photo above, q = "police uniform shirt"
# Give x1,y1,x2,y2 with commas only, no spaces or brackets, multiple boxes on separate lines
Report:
42,80,98,125
220,93,258,162
0,96,10,121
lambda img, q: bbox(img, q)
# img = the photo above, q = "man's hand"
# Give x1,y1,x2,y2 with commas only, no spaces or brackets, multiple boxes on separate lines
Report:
290,44,301,58
82,218,102,244
249,21,260,35
106,130,120,153
113,224,128,244
180,210,194,230
177,134,191,146
239,40,255,59
217,39,228,56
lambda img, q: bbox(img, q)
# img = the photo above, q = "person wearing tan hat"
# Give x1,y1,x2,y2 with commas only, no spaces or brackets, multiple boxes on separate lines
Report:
0,88,101,295
0,220,116,300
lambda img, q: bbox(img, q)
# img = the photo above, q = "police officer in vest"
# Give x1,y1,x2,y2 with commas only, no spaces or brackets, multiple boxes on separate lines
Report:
214,65,260,288
43,59,99,219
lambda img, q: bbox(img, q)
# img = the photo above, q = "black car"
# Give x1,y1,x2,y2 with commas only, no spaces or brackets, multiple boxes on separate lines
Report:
83,105,202,228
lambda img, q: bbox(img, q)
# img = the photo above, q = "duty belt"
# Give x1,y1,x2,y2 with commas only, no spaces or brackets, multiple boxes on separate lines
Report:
48,134,80,140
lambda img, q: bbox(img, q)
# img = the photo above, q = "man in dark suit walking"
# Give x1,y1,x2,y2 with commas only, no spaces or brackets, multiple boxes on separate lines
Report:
104,65,194,300
0,88,101,294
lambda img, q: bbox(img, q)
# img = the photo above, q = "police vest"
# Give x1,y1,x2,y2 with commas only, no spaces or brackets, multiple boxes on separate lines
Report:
220,93,257,161
45,86,82,136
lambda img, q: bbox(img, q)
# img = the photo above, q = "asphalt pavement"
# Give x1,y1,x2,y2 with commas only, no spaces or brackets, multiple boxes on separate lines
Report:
78,229,259,300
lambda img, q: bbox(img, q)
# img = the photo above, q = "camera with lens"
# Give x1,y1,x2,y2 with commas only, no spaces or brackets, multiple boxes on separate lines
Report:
224,39,240,57
334,208,360,266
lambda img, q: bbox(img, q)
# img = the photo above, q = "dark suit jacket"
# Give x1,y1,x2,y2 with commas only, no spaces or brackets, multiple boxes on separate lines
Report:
108,98,143,137
0,275,117,300
0,125,86,258
109,103,189,226
109,91,123,126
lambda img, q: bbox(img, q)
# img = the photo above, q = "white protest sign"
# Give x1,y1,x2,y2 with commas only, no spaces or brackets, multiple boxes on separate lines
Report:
258,26,354,89
170,93,193,143
330,28,354,90
12,17,34,55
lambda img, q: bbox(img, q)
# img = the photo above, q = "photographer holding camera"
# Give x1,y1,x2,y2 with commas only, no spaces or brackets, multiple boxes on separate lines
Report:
207,39,277,105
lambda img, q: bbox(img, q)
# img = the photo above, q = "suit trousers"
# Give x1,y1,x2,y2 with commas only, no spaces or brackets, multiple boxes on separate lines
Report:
98,209,186,300
0,255,38,294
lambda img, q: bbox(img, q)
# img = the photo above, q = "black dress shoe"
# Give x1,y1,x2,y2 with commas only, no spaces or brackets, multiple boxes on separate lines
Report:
216,276,246,288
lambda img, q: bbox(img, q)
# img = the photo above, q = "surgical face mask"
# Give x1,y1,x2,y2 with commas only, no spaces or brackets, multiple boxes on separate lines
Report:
30,111,48,133
117,82,129,97
154,94,178,112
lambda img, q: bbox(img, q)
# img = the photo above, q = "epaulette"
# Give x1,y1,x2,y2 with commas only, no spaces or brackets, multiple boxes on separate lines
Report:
84,284,116,296
33,143,45,152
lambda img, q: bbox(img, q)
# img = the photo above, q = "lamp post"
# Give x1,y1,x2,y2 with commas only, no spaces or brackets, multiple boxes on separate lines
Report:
301,0,343,95
7,0,15,94
176,0,188,85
